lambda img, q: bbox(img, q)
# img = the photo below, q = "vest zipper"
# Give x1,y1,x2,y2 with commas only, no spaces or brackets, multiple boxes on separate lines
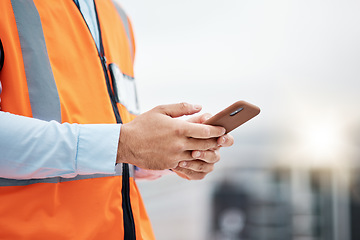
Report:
99,54,122,124
74,1,136,239
122,163,136,240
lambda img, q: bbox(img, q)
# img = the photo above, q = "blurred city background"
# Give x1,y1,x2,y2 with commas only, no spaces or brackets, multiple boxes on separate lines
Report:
120,0,360,239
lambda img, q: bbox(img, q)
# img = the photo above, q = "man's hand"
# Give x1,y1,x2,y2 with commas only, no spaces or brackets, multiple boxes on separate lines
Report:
117,103,226,170
172,113,234,180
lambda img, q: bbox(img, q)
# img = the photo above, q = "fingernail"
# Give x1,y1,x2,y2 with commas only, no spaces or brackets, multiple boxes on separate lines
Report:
194,105,202,110
180,162,187,168
221,128,226,135
218,136,226,146
193,151,201,158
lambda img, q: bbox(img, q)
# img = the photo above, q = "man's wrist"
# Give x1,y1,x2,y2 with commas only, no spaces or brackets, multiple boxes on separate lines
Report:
116,123,131,165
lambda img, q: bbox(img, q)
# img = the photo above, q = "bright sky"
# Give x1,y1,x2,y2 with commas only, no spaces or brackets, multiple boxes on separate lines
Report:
119,0,360,166
120,0,360,138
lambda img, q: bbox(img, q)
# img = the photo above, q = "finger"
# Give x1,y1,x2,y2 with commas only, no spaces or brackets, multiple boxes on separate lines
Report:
191,149,220,164
209,146,220,151
184,122,225,139
185,137,219,151
176,150,196,161
154,102,202,118
217,134,234,147
173,166,209,180
187,113,212,124
178,160,214,173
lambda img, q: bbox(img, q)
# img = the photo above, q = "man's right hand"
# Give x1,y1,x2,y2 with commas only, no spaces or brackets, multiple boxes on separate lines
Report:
116,103,226,170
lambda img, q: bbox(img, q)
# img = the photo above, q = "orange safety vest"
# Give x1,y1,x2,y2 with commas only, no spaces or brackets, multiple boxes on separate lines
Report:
0,0,155,239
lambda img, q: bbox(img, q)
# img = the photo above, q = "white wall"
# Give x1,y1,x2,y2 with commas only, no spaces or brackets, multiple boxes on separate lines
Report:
119,0,360,239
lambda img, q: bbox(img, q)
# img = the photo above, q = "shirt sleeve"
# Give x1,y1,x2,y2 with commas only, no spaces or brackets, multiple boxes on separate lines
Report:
0,111,120,179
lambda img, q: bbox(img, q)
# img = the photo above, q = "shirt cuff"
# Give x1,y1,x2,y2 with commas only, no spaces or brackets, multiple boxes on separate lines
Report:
134,167,174,180
76,124,121,175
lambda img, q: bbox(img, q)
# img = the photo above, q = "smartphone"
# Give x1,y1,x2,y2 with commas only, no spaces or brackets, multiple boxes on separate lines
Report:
203,101,260,133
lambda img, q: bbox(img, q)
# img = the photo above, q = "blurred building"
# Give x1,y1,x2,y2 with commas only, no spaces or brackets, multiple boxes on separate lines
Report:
210,167,352,240
137,126,360,240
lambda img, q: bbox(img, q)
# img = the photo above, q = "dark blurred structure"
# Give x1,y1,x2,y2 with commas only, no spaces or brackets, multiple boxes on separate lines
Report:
211,166,360,240
350,170,360,240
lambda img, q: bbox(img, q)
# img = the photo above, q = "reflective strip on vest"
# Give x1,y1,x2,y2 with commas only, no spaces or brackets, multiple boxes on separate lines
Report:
112,2,134,61
0,163,135,187
10,0,62,122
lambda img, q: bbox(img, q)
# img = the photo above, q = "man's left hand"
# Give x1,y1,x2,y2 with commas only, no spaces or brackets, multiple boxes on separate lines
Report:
172,113,234,180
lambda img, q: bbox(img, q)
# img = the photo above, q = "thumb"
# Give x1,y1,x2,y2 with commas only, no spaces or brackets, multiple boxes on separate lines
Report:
155,102,202,118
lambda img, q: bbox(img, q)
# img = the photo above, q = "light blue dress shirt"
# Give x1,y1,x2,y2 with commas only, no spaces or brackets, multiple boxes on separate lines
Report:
0,0,120,179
